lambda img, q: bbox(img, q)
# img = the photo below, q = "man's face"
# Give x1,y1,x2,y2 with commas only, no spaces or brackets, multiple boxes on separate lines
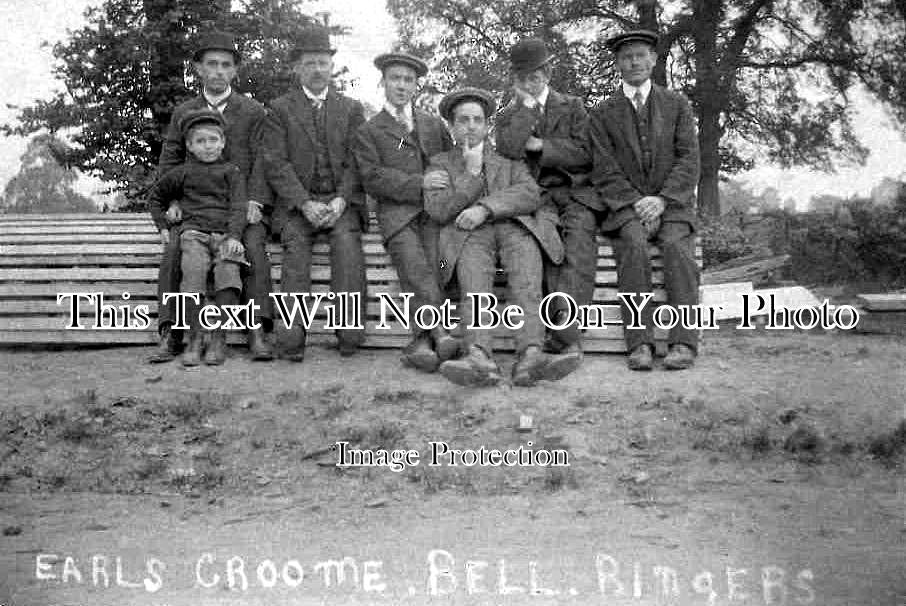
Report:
194,50,237,96
513,67,550,97
615,42,656,87
381,64,418,108
294,52,334,94
450,101,489,147
186,125,225,163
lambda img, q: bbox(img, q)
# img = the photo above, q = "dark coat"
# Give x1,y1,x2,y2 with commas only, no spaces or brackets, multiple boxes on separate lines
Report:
495,89,599,210
424,146,564,287
353,109,453,242
254,87,366,233
589,83,700,232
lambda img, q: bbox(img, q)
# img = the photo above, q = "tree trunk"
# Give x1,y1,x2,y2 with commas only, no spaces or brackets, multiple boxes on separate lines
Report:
635,0,667,86
697,107,722,217
690,0,724,218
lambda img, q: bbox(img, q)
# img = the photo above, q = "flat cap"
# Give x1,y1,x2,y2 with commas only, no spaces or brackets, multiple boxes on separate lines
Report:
373,52,428,78
605,29,659,52
179,108,225,138
193,30,242,63
439,87,497,122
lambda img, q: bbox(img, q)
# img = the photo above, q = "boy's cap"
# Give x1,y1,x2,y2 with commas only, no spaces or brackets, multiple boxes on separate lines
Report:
606,29,659,53
373,52,428,78
509,38,552,73
193,30,242,64
179,109,226,138
290,25,336,60
439,87,497,122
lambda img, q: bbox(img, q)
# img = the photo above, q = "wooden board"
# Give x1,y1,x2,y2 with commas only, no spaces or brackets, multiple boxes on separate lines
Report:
0,213,700,352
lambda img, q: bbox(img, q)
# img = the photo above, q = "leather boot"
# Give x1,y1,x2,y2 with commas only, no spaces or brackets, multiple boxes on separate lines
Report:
181,330,203,367
204,330,226,366
512,345,550,387
401,334,439,372
663,343,696,370
248,328,273,361
439,345,501,387
148,326,180,364
431,326,460,362
627,343,654,371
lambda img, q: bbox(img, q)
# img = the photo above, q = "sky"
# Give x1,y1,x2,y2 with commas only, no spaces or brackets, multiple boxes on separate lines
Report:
1,0,904,208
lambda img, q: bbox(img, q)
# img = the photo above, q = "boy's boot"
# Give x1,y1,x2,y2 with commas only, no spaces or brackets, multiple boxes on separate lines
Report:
182,329,204,366
182,297,204,367
204,329,226,365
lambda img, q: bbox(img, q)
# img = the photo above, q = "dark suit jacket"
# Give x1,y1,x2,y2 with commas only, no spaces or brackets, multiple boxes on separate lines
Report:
353,109,453,242
159,92,266,181
424,146,564,287
495,89,599,210
254,87,366,233
589,83,700,231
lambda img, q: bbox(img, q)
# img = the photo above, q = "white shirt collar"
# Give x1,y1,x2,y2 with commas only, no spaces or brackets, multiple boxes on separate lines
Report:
302,86,329,104
521,86,550,111
384,101,414,131
621,79,652,105
203,86,232,111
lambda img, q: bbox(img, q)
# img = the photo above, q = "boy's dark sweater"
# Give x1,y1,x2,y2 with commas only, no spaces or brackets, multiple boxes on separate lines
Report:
149,156,248,239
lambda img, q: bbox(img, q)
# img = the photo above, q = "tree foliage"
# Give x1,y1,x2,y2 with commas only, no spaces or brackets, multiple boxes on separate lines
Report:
387,0,906,216
2,134,96,214
2,0,326,199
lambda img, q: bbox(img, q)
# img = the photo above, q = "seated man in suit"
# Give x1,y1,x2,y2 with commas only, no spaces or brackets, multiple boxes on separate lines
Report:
424,88,582,387
353,51,459,372
589,30,701,370
254,26,367,360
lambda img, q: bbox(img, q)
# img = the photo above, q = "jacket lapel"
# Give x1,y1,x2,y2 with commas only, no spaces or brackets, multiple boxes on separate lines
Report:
374,109,410,147
541,90,567,133
483,147,501,191
324,91,345,169
614,91,643,171
288,89,316,147
648,84,667,174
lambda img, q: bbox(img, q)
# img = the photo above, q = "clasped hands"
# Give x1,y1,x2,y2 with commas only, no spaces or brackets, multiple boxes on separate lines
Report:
634,195,666,237
297,196,346,229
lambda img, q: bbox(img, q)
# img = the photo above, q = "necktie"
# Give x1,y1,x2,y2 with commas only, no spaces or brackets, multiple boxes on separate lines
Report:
633,90,645,114
396,107,411,133
207,99,227,114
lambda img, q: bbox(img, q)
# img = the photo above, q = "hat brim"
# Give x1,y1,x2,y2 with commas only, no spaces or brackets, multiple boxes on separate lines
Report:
439,91,497,122
512,55,553,74
606,32,658,52
374,54,428,78
290,47,338,59
193,48,242,64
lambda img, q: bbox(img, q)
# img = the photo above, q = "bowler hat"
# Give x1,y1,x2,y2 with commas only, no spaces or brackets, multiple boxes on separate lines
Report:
606,29,659,52
290,26,336,60
179,109,225,138
509,38,552,73
193,30,242,64
373,52,428,78
439,87,497,122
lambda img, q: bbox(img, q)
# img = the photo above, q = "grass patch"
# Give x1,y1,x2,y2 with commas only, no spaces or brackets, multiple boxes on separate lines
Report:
867,419,906,466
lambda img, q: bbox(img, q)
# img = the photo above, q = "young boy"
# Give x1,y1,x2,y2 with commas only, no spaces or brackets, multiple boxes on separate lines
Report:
424,88,582,387
149,109,248,366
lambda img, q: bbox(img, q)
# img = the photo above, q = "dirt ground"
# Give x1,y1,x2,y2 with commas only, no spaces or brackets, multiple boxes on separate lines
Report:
0,327,904,606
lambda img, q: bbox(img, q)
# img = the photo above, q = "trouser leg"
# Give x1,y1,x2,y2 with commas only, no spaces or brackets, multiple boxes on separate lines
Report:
611,218,654,352
456,226,496,354
242,222,273,331
279,213,315,353
497,222,544,354
327,207,366,348
658,221,700,351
